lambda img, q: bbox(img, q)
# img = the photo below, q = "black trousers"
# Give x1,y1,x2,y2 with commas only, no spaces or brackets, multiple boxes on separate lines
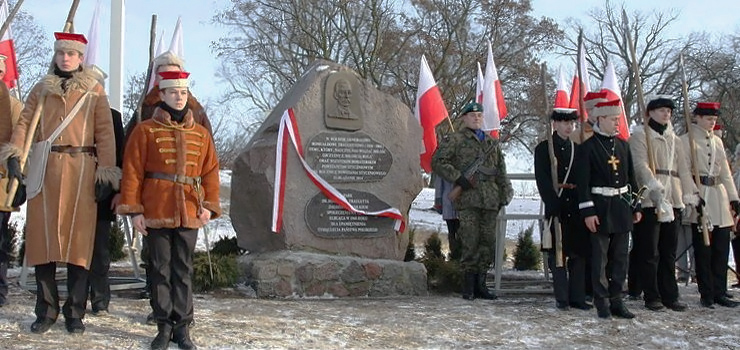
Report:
35,262,88,320
732,234,740,283
88,220,112,312
548,252,587,305
0,211,11,301
445,219,460,261
627,229,642,297
147,227,197,326
632,208,680,303
692,225,731,301
591,231,629,303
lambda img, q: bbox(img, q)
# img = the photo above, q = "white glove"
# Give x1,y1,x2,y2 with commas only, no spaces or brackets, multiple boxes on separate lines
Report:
647,178,665,204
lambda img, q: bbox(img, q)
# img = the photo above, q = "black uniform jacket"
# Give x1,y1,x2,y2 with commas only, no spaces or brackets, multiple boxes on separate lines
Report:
575,130,640,234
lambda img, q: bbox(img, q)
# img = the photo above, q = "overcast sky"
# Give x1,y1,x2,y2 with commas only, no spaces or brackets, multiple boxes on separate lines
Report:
17,0,740,107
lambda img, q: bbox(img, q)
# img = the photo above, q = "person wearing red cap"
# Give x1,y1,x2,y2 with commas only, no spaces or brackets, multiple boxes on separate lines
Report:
575,98,642,319
125,52,213,326
0,32,119,334
569,91,607,144
680,102,740,308
118,70,221,350
627,95,696,312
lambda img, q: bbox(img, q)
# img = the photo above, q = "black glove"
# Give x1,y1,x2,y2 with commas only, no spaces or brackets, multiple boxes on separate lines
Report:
696,197,706,216
731,200,740,216
95,181,114,203
5,157,23,193
455,176,473,190
11,183,26,207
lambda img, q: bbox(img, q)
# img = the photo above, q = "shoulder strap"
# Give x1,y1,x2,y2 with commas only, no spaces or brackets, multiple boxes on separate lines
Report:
47,89,94,142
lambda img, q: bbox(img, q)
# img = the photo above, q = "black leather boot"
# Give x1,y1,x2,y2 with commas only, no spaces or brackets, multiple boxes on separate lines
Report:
594,298,611,319
462,273,476,300
151,323,173,350
474,273,497,300
30,317,56,334
172,323,197,350
610,301,635,319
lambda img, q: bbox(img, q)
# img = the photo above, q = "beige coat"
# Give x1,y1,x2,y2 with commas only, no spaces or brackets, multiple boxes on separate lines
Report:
0,86,22,212
680,124,739,228
629,124,696,210
0,68,119,268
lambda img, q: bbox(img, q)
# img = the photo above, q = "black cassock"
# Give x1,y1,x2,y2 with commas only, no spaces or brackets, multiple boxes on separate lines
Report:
534,133,589,257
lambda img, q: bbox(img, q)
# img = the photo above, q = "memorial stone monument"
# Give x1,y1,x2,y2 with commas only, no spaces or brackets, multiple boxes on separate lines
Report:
232,61,427,298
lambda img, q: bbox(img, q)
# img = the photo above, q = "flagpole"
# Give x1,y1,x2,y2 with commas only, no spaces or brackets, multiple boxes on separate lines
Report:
136,15,157,123
0,0,24,40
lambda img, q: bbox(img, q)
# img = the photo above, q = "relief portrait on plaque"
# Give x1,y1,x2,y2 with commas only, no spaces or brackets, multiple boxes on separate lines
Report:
324,72,363,131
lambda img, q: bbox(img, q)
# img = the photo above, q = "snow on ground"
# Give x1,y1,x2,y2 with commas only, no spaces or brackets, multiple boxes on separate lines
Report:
3,170,740,349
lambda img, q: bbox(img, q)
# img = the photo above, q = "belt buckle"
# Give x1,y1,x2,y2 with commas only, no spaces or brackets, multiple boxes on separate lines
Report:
174,174,187,184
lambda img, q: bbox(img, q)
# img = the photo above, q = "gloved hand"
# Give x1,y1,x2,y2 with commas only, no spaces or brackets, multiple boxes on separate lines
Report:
455,176,473,190
95,181,114,203
5,157,24,193
696,197,706,217
647,179,665,204
11,183,26,207
731,200,740,216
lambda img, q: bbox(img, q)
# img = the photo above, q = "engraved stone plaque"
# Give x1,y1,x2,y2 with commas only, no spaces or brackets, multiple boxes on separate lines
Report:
305,189,396,238
305,132,392,183
324,72,363,131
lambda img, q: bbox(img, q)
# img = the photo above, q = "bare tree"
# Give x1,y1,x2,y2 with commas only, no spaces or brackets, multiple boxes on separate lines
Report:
8,9,50,100
212,0,563,150
121,71,147,126
562,0,681,125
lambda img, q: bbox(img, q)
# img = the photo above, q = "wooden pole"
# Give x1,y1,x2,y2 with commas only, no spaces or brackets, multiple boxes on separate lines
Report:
540,63,564,267
576,28,587,142
679,53,711,246
0,0,25,40
135,15,158,123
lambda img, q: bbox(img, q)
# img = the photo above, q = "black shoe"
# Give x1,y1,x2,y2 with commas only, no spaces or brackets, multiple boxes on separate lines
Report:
569,302,593,310
474,274,497,300
146,312,157,325
462,273,476,300
714,296,740,308
556,301,570,310
610,303,635,319
663,300,687,312
30,317,56,334
172,324,197,350
65,318,85,334
731,283,740,289
90,308,109,316
594,299,611,319
627,293,641,301
700,298,715,309
645,300,665,311
151,323,173,350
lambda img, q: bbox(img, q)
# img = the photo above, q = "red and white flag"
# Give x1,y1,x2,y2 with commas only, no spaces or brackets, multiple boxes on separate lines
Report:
414,55,448,173
271,108,405,233
569,40,591,121
554,66,570,108
0,0,19,89
169,17,185,59
475,62,484,103
481,41,507,137
600,59,630,140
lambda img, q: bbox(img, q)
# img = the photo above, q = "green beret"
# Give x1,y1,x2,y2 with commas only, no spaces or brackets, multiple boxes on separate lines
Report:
461,102,484,115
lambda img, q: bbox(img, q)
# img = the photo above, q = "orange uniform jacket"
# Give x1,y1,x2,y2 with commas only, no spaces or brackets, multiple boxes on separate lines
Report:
117,107,221,228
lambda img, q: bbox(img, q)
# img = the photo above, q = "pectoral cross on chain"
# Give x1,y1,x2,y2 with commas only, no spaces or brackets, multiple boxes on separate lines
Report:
607,155,620,171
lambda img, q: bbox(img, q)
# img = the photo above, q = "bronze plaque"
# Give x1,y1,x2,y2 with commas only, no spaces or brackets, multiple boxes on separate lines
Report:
324,72,363,131
305,132,392,183
305,189,396,238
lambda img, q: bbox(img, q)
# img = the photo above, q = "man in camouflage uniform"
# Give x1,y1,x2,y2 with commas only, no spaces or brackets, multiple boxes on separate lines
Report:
432,102,513,300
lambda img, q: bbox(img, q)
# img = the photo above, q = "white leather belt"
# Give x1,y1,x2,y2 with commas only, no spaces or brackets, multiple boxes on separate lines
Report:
591,186,629,197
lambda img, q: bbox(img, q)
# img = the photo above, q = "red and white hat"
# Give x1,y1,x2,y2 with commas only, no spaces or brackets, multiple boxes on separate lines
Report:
694,102,720,116
584,91,609,111
54,32,88,54
158,71,190,89
590,98,622,118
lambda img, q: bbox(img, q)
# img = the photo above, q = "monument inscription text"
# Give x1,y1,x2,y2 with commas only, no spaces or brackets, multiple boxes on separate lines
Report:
306,132,392,183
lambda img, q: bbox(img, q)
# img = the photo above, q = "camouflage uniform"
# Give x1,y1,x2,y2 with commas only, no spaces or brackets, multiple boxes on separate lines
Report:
432,128,513,274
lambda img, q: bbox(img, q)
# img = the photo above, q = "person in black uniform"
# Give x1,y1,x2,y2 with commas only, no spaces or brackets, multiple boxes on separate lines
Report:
576,98,643,319
534,108,592,311
88,105,125,316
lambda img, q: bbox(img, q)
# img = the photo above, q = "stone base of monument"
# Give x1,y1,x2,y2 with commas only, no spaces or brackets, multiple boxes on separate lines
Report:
238,251,428,298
